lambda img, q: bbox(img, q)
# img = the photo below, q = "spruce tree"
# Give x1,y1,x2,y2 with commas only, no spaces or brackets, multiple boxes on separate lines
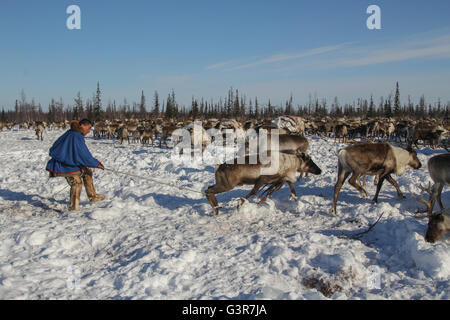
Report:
74,92,83,120
394,82,401,117
139,90,146,119
153,91,160,117
94,82,102,121
285,94,293,115
191,96,199,119
233,89,240,118
384,95,392,118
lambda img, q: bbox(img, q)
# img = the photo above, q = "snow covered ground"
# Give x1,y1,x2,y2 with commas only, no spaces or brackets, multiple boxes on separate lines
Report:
0,128,448,300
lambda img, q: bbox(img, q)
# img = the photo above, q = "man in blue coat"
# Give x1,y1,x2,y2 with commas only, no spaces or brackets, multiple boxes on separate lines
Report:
46,119,105,211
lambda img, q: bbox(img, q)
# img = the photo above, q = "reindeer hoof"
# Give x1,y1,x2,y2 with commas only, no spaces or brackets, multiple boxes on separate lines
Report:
289,194,298,201
237,198,247,209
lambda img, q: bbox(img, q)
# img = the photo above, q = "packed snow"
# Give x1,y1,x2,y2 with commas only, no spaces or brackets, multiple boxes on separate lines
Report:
0,127,448,300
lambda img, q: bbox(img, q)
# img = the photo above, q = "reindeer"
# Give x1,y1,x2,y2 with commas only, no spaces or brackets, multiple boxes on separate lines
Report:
205,151,322,215
385,121,396,141
412,183,450,243
394,121,410,143
117,126,130,145
132,129,141,144
413,153,450,215
107,124,119,140
140,127,154,146
425,210,450,243
334,124,348,143
173,122,211,154
35,125,44,141
408,124,445,149
333,142,422,215
241,134,309,163
160,124,179,148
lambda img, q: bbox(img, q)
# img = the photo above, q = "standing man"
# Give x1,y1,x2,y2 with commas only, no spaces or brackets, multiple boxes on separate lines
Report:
46,119,105,211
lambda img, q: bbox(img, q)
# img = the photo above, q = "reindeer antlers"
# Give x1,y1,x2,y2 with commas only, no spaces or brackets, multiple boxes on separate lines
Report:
410,182,433,218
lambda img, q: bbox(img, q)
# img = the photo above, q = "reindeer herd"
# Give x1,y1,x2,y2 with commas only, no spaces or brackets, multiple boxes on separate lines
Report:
1,115,449,242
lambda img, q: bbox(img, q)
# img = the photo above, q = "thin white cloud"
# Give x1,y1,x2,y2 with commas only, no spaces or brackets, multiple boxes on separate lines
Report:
333,41,450,68
206,60,236,70
266,31,450,72
227,44,348,71
205,43,348,72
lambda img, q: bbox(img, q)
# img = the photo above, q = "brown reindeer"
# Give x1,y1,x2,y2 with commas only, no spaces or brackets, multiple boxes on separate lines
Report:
205,151,322,215
408,123,445,149
426,210,450,243
117,126,129,145
333,142,422,215
140,127,154,146
334,124,348,143
160,124,178,148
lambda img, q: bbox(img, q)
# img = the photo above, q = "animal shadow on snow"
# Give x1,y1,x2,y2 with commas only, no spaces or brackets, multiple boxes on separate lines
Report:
318,214,444,274
272,180,367,215
416,147,448,157
176,165,215,176
0,188,64,212
128,192,208,214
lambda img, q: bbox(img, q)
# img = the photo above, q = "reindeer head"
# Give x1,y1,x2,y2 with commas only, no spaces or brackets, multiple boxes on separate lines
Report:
406,147,422,169
412,183,449,243
425,213,447,243
297,153,322,175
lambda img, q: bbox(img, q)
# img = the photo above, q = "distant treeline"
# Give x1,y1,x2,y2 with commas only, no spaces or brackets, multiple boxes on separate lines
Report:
1,82,449,123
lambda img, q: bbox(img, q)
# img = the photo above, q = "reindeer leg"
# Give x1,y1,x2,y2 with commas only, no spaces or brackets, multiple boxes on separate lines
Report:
205,184,232,216
434,183,444,211
361,175,366,188
257,183,277,200
258,181,283,204
385,174,405,198
239,180,264,208
372,172,389,203
287,181,297,201
348,173,368,198
333,168,351,215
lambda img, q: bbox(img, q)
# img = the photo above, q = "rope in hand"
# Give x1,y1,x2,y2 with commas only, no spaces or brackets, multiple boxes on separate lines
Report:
103,167,204,195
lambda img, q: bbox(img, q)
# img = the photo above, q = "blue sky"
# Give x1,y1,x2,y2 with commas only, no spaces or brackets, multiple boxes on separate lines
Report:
1,0,450,110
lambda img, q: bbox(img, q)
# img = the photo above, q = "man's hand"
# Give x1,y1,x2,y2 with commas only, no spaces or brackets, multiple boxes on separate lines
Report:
98,162,105,170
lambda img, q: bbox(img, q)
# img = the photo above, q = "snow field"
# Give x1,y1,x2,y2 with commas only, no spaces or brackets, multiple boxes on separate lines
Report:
0,128,448,299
